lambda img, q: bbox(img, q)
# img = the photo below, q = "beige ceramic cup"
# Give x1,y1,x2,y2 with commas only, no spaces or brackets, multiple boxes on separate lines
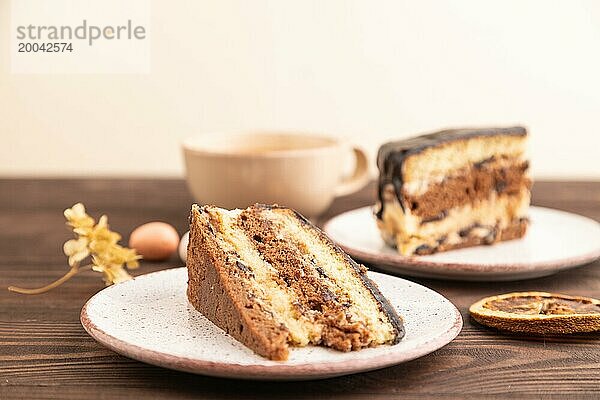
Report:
182,132,369,217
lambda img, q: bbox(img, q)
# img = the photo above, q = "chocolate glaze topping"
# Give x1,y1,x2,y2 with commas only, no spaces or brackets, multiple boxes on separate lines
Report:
375,127,527,219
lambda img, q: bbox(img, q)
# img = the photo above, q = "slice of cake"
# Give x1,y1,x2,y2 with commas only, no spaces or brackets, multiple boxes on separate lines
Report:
187,203,404,360
375,127,531,256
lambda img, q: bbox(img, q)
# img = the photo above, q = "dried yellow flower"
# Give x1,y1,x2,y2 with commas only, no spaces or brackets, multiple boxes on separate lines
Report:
63,237,90,267
8,203,142,295
64,202,95,231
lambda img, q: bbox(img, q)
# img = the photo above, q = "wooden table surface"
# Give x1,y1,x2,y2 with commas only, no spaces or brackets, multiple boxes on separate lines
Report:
1,179,599,399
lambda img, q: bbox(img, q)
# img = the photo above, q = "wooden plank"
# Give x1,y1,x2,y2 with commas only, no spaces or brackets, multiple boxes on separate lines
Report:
0,179,598,399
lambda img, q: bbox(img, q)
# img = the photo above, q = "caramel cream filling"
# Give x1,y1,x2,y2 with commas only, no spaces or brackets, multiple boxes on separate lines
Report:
200,206,398,348
265,208,398,345
379,189,530,255
199,208,316,346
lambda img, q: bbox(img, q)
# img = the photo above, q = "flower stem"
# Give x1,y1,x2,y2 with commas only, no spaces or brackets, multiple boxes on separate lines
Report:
8,264,93,295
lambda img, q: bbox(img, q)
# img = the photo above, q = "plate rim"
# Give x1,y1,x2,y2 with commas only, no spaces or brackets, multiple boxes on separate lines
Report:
80,268,463,380
322,206,600,274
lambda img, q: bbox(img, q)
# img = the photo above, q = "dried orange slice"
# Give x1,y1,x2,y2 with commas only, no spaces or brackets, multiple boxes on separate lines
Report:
470,292,600,334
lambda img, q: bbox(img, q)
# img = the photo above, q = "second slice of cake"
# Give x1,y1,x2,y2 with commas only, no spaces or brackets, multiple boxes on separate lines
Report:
375,127,531,256
187,204,404,360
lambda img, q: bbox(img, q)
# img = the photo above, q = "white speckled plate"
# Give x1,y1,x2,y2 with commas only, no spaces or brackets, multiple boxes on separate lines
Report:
323,206,600,281
81,267,462,380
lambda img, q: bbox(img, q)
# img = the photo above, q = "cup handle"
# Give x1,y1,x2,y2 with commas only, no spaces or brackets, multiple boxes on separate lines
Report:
334,146,370,197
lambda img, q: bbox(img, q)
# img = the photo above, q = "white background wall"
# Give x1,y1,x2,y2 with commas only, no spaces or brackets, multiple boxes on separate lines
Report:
1,0,599,178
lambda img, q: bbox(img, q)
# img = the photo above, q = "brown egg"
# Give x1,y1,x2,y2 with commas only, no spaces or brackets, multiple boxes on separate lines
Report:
129,222,180,261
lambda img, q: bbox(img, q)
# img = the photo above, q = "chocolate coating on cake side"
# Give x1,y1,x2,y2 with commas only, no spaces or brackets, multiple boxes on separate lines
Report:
375,127,527,218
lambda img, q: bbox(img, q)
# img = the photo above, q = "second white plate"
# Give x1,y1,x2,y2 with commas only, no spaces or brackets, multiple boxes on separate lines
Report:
323,206,600,281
